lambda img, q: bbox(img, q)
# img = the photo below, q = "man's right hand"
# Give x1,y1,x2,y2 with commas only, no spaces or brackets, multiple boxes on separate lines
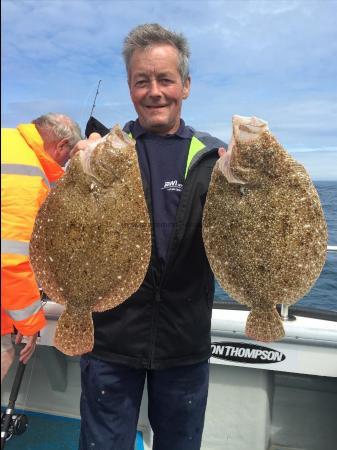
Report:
15,332,39,364
70,132,101,158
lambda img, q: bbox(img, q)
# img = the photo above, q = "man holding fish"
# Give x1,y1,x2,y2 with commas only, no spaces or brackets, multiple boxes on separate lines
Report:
72,23,226,450
32,19,326,450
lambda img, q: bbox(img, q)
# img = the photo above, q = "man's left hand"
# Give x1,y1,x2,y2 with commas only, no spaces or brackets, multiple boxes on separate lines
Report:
218,147,226,158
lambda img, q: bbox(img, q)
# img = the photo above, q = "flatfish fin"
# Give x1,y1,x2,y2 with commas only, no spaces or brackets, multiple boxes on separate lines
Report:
245,306,285,342
54,308,93,356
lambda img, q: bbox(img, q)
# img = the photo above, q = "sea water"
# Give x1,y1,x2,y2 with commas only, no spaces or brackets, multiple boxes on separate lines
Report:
214,181,337,312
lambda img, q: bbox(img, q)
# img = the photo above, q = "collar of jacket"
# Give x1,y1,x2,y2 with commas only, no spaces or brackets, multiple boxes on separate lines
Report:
123,121,226,179
184,130,226,178
17,123,64,182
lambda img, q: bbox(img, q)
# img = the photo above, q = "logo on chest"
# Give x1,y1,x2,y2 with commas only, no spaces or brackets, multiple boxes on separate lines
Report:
161,180,183,192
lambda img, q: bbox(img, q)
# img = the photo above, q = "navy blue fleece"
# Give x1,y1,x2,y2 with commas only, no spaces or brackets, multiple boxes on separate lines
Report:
126,119,193,265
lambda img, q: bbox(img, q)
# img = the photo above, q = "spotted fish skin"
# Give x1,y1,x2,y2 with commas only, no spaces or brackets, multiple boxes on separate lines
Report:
30,125,151,355
202,115,327,342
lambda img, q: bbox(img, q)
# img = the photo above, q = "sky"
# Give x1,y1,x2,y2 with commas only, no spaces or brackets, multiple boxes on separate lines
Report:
2,0,337,180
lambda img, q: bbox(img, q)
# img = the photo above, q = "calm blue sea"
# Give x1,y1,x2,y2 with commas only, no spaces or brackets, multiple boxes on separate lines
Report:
214,181,337,312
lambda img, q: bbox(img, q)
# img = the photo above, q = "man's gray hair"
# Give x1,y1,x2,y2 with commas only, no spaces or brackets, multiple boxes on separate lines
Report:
32,113,82,149
123,23,190,83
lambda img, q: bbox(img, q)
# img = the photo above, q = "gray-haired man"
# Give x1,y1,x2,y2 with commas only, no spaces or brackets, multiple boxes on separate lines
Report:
77,24,226,450
1,113,82,383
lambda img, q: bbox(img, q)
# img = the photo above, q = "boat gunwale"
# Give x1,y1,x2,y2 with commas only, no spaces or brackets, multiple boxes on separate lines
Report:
213,302,337,322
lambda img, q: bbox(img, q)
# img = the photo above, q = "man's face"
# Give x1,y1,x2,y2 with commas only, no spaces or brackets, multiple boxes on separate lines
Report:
128,44,190,135
44,139,71,167
55,143,71,167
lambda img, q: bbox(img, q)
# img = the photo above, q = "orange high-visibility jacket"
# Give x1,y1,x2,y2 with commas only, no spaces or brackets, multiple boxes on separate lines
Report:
1,124,64,336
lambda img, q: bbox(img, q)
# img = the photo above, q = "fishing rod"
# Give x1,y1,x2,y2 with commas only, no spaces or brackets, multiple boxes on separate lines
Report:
89,79,102,117
85,80,110,138
1,362,28,449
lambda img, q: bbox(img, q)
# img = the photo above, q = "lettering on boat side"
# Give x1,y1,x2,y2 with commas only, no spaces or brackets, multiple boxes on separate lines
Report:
211,342,286,364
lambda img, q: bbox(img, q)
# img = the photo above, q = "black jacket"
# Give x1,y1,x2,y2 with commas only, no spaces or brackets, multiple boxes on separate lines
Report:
90,127,225,369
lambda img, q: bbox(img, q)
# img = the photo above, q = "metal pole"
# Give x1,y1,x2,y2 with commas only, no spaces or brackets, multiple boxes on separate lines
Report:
280,304,289,321
1,362,26,449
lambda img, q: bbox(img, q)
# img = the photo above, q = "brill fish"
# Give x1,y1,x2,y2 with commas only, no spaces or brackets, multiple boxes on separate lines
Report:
30,125,151,355
202,115,327,342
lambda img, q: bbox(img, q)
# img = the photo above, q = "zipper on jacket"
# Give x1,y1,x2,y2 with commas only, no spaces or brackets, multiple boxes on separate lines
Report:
147,146,218,368
158,149,218,288
148,286,161,368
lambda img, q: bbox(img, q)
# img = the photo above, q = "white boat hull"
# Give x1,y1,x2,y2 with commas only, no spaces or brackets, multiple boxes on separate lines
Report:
2,302,337,450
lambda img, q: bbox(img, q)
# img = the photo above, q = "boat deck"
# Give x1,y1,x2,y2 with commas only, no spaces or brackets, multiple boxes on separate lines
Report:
1,410,144,450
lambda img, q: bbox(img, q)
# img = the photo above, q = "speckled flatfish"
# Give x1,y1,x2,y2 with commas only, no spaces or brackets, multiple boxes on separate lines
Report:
30,125,151,355
202,115,327,342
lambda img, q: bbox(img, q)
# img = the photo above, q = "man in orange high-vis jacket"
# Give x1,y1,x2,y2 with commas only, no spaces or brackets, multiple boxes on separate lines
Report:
1,113,82,383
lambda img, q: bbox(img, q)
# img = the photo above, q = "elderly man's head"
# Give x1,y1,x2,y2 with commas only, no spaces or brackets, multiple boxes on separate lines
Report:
123,24,191,135
32,113,82,166
123,23,190,84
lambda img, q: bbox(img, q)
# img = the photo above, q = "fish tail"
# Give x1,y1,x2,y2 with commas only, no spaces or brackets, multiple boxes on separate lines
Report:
245,307,285,342
54,308,94,356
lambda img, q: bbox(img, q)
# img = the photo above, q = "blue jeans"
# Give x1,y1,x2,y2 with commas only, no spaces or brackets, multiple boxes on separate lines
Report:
79,355,209,450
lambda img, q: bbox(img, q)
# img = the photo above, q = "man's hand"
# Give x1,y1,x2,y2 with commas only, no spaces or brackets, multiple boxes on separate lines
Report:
15,332,38,364
70,132,101,158
218,147,226,158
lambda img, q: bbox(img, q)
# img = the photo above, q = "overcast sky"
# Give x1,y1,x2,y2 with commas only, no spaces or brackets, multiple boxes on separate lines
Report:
2,0,337,180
